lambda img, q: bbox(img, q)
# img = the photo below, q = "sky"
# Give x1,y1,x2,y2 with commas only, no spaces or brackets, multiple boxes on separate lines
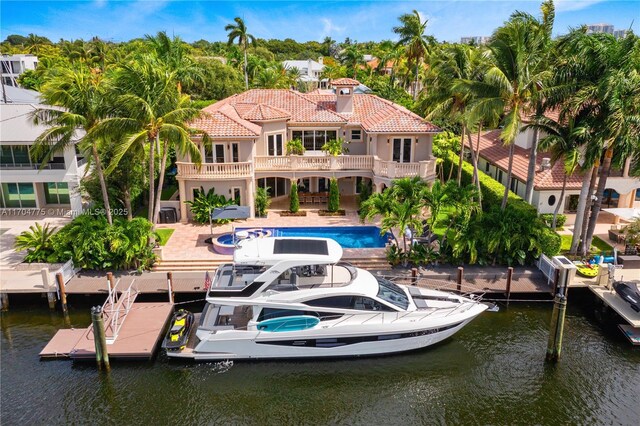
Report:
1,0,638,44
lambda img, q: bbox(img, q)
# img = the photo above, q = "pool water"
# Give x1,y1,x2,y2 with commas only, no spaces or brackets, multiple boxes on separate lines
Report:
219,226,390,248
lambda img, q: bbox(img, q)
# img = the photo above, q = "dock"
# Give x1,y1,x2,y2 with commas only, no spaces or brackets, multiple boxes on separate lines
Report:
588,285,640,327
40,276,175,360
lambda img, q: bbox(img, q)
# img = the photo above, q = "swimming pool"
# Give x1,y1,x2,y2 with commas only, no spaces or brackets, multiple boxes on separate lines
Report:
217,226,390,249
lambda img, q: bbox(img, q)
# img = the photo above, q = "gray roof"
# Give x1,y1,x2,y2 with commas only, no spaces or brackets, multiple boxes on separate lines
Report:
1,85,41,104
0,103,82,144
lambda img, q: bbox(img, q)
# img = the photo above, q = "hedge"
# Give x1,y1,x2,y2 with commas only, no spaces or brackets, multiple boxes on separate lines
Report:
442,150,560,258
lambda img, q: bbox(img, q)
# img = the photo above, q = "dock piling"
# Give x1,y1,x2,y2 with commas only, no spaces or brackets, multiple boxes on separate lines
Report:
505,267,513,305
1,293,8,311
411,268,418,286
546,293,567,362
456,267,463,294
167,272,174,304
56,273,68,314
41,268,57,310
91,306,110,370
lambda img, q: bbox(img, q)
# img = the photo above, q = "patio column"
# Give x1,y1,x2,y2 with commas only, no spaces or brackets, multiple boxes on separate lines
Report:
178,179,188,223
246,178,255,219
67,180,83,217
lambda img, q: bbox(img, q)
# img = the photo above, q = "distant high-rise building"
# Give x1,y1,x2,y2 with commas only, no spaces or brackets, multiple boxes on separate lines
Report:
613,29,628,39
1,54,38,88
587,23,614,34
460,36,490,45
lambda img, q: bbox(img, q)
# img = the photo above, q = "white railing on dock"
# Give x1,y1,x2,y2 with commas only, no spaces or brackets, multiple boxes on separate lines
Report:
102,278,138,344
537,254,556,286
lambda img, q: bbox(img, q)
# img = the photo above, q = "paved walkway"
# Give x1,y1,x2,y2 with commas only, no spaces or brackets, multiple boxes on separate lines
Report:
157,207,376,261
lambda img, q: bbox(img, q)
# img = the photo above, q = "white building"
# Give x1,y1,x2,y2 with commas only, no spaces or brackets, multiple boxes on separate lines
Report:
587,23,615,34
283,58,327,89
460,36,490,45
0,87,85,215
1,54,38,88
613,29,628,39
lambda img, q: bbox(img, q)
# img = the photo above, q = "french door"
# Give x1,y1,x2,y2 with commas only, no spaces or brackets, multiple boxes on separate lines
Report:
392,138,412,163
267,134,284,156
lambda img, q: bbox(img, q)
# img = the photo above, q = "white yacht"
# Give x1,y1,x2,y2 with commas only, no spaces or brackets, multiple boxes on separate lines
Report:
166,237,489,360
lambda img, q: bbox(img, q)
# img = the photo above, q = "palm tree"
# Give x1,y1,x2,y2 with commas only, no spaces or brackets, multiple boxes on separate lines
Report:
393,10,432,100
31,66,114,224
464,9,551,210
423,43,488,198
144,31,203,92
381,201,423,253
525,112,588,229
225,17,256,90
339,44,364,78
14,223,57,262
91,60,203,226
549,30,640,254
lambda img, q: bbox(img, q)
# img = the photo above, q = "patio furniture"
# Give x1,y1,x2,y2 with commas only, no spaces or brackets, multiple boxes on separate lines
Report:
608,227,627,243
618,255,640,269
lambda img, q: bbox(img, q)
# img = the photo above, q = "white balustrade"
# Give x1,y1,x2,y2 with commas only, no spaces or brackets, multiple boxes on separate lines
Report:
176,162,253,179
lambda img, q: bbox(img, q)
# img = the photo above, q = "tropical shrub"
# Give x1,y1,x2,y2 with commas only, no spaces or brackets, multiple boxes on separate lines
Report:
285,138,305,155
540,213,567,228
623,218,640,246
328,178,340,212
49,215,157,270
255,186,270,217
14,223,58,263
321,138,349,156
289,181,299,213
185,187,234,224
386,245,406,267
356,179,372,210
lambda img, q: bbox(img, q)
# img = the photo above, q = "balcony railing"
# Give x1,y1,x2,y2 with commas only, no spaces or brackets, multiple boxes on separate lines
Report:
177,156,436,180
0,162,66,170
176,162,253,179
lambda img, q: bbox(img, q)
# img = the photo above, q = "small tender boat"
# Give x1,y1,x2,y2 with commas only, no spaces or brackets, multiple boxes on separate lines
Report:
576,263,599,278
613,281,640,312
162,309,195,350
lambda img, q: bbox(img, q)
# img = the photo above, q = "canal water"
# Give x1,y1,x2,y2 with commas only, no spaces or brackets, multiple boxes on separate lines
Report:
1,299,639,425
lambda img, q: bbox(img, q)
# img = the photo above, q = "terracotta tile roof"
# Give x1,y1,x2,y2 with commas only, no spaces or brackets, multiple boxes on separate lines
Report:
331,78,361,86
192,104,261,137
468,129,585,191
194,89,440,136
237,103,291,121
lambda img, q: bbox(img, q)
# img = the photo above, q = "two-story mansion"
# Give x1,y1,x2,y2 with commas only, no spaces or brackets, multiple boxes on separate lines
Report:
177,78,440,221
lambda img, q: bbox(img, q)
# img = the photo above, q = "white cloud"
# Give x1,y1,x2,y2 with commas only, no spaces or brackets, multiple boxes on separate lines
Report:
320,18,345,38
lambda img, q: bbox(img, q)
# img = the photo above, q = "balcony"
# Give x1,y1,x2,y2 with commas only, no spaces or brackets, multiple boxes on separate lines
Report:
176,162,253,180
176,156,436,180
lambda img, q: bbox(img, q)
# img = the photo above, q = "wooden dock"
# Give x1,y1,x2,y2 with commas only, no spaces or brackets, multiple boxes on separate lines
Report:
588,285,640,327
40,302,173,360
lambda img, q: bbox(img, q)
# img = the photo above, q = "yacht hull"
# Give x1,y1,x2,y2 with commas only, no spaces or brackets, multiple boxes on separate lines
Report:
166,304,486,361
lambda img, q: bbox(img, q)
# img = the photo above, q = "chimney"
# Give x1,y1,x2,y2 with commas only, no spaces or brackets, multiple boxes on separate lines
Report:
333,78,359,115
318,56,323,65
540,157,551,171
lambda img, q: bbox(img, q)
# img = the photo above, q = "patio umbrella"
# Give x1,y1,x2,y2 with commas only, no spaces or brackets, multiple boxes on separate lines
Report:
602,208,640,221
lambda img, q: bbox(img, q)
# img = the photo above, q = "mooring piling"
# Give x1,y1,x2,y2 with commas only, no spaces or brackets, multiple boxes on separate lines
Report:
91,306,110,370
167,272,174,304
505,267,513,305
56,272,68,314
456,267,463,294
0,292,9,311
411,268,418,286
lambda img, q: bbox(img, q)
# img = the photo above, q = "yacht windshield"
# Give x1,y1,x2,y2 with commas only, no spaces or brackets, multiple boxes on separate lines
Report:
376,277,409,310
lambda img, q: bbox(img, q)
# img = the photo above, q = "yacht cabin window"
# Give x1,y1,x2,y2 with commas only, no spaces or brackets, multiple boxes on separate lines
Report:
376,278,409,310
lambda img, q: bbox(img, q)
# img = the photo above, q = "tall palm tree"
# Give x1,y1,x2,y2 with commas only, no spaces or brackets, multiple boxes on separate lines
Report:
393,10,432,100
525,111,588,229
31,66,113,224
464,10,551,210
423,43,488,199
549,30,640,254
381,201,423,253
91,60,203,226
225,17,256,90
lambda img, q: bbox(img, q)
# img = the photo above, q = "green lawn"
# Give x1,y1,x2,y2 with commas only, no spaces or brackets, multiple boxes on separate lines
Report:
156,228,175,246
559,234,613,254
431,207,454,237
161,183,178,200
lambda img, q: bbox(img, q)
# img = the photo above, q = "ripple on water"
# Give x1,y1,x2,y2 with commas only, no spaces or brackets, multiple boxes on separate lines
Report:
2,303,639,424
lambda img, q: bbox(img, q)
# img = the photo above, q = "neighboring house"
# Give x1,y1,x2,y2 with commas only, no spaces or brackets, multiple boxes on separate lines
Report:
365,57,394,75
1,54,38,88
177,78,440,221
467,126,640,215
283,58,327,89
0,87,85,215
